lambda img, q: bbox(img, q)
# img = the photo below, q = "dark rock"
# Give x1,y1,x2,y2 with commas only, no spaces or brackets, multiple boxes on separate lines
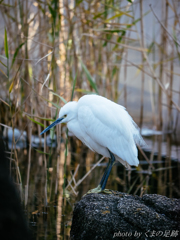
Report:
70,191,180,240
0,135,32,240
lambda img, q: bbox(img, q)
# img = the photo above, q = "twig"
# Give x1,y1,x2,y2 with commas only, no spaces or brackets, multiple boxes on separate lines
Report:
149,4,180,46
67,180,78,196
66,164,80,189
142,52,180,112
138,145,154,170
81,33,147,52
74,156,105,190
23,35,54,49
139,0,145,129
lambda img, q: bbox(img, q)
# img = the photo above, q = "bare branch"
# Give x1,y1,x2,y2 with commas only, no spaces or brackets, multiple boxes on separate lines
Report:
149,4,180,46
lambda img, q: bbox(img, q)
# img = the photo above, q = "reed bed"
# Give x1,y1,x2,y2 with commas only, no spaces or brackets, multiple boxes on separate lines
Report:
0,0,180,238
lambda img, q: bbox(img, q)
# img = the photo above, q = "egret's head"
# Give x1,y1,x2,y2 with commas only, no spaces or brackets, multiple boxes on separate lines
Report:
59,101,77,123
40,101,77,135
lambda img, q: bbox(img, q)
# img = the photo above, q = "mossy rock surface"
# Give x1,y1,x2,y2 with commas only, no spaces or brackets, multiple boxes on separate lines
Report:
70,191,180,240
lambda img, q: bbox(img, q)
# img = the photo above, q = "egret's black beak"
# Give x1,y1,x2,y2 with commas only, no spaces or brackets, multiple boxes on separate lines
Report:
40,117,64,135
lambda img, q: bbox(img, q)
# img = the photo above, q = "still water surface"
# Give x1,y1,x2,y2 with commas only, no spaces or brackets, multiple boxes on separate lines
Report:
6,129,180,240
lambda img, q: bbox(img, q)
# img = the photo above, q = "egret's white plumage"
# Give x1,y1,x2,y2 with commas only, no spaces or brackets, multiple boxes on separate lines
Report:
56,95,145,169
40,94,145,192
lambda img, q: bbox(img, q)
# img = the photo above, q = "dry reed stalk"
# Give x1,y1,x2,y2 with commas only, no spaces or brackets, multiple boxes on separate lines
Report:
81,33,147,52
157,135,163,195
162,0,169,197
66,164,79,190
139,0,145,129
123,47,128,109
150,4,180,47
133,177,145,196
166,39,174,199
167,134,172,198
43,93,48,207
25,97,33,207
56,145,64,240
155,1,167,195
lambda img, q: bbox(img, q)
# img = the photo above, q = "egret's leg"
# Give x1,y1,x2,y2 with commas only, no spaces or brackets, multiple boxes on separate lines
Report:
101,151,115,190
83,150,116,196
83,160,111,195
99,159,111,187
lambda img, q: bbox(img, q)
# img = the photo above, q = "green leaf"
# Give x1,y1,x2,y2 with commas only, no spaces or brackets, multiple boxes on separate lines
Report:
112,66,118,78
35,117,55,121
133,10,151,25
58,95,67,104
104,29,126,33
147,42,155,54
48,3,57,24
11,42,25,68
4,29,9,59
9,63,22,93
0,55,7,60
22,113,54,122
34,149,51,155
37,3,45,15
0,59,7,68
79,58,99,94
103,33,113,47
9,79,14,93
49,90,67,104
173,28,179,50
36,91,61,109
26,115,44,127
76,88,98,95
47,99,61,109
0,68,8,78
116,30,126,44
75,0,83,6
31,87,61,110
93,11,105,20
0,1,13,7
105,12,133,22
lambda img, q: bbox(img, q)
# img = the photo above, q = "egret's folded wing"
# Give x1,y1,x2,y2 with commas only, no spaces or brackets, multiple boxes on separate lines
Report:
78,105,139,166
78,95,145,147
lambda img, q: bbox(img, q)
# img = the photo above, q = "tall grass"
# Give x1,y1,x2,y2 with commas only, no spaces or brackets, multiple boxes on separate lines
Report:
0,0,180,238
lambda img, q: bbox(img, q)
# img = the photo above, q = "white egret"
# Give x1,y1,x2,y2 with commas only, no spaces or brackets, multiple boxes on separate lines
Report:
40,95,145,193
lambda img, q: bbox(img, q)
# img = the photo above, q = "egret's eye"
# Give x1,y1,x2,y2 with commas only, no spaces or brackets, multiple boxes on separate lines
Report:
64,114,67,118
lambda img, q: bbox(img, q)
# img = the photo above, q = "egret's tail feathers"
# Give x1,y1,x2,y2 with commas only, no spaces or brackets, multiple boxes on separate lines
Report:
132,122,147,148
115,155,133,169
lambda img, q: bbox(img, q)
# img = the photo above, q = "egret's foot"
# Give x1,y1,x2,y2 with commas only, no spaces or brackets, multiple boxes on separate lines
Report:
102,189,114,194
83,185,113,197
83,185,102,196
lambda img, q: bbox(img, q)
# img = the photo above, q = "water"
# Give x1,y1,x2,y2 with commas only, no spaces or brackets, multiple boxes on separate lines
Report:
5,130,180,239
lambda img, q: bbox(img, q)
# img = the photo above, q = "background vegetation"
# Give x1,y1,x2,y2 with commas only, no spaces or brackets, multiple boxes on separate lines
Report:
0,0,180,239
